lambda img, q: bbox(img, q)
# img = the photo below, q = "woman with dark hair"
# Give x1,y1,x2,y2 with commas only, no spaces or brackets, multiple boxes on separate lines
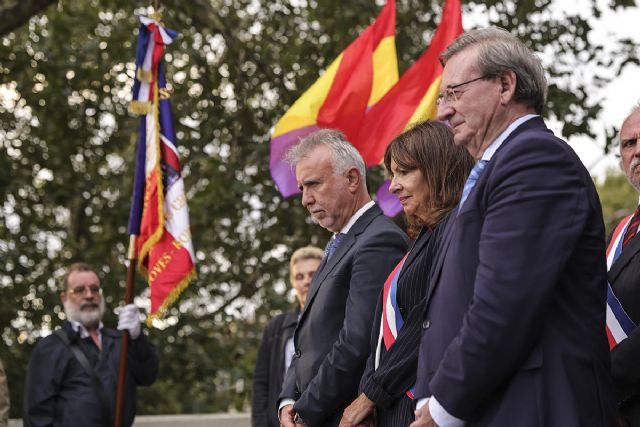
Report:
339,120,474,427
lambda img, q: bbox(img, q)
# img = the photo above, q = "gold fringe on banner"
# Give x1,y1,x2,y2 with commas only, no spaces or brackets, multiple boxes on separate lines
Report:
129,100,151,115
137,68,153,83
145,269,197,327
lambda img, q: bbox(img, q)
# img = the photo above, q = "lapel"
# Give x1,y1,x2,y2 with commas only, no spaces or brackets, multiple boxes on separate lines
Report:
281,309,299,331
427,115,549,300
425,212,457,306
609,232,640,283
399,228,432,279
299,204,383,322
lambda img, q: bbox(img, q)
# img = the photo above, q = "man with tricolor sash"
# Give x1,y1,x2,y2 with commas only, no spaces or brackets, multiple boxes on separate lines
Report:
609,105,640,426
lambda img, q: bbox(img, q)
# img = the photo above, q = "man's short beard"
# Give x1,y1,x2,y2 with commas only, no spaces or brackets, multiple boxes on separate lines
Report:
622,157,640,192
64,298,106,329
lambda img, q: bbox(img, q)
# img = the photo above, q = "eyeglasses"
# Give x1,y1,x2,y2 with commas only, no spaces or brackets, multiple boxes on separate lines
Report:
67,285,102,296
436,75,491,106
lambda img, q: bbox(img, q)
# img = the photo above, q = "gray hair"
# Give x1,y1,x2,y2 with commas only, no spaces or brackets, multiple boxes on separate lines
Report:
286,129,367,179
440,27,547,115
621,102,640,130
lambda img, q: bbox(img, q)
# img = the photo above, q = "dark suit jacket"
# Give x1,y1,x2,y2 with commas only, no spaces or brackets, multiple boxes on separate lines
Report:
280,204,408,427
415,117,617,426
609,227,640,425
252,309,299,427
358,224,445,426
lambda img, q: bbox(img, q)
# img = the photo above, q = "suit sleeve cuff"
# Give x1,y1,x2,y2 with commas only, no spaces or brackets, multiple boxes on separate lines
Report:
360,377,395,408
429,396,465,427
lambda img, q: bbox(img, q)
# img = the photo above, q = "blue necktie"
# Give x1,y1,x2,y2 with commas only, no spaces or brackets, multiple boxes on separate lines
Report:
458,160,488,213
324,233,346,259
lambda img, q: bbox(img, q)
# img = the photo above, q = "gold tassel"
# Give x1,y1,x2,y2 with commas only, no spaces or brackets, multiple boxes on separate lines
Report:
137,68,153,83
159,88,170,100
129,101,151,115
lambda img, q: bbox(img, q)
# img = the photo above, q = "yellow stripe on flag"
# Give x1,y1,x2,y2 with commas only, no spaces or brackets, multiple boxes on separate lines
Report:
272,54,344,137
368,36,398,106
404,76,442,130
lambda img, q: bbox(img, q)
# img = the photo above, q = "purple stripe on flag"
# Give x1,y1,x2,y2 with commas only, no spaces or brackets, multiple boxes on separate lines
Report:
269,125,319,197
376,179,402,217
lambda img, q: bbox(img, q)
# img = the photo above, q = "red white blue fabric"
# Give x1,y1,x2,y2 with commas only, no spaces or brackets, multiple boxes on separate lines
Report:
605,214,637,349
128,16,196,325
375,253,415,398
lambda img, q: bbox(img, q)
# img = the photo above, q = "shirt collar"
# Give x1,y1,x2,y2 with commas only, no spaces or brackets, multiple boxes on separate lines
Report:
338,200,375,235
481,114,538,162
69,320,104,340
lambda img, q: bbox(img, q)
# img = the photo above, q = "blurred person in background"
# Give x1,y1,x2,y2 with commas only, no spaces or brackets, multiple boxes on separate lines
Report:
252,246,323,427
24,262,158,427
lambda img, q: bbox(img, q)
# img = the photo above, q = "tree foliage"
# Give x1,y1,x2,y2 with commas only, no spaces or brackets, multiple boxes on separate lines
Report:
0,0,638,418
596,170,638,237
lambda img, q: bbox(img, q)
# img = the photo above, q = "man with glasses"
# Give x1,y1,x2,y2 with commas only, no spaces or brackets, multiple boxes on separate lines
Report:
24,262,158,427
411,27,616,426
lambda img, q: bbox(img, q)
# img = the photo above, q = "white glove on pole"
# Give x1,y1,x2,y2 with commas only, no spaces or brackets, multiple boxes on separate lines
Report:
117,304,141,340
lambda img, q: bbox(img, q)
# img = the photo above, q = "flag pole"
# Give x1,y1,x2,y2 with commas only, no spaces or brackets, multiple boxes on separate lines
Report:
114,235,137,427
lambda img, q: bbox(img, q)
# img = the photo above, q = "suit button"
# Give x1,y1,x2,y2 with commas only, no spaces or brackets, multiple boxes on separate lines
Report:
422,320,431,329
294,350,301,358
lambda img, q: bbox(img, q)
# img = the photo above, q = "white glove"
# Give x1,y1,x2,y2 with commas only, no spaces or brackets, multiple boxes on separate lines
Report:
117,304,141,340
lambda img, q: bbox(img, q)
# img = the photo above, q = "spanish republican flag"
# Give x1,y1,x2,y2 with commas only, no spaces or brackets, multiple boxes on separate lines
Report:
270,1,398,197
354,0,463,166
128,16,196,325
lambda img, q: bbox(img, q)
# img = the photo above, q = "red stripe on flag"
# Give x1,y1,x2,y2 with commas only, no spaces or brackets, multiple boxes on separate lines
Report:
354,0,462,165
138,172,161,255
316,1,395,141
146,230,195,314
161,141,181,172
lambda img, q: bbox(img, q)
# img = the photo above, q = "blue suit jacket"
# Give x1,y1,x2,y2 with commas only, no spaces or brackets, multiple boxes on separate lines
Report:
415,117,617,426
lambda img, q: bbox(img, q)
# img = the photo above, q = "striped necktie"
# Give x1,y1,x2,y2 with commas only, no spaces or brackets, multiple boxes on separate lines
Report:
458,160,489,213
622,206,640,249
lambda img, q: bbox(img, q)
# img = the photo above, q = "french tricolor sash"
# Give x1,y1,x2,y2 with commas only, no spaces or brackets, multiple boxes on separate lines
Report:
375,253,415,399
605,214,637,350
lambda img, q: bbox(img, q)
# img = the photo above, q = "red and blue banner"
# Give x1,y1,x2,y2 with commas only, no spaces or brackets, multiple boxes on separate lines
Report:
129,16,196,326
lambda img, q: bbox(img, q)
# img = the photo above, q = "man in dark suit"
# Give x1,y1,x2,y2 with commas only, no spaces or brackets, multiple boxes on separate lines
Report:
252,246,323,427
610,105,640,426
279,129,409,427
411,28,617,427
